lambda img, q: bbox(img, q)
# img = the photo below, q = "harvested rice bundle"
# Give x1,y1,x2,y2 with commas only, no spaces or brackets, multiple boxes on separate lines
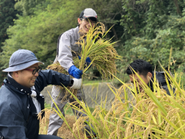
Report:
47,62,67,74
47,58,80,75
78,22,122,78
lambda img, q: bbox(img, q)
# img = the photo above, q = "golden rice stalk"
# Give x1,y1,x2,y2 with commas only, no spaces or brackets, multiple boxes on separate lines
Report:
122,71,185,138
72,70,185,138
77,22,122,79
38,108,51,134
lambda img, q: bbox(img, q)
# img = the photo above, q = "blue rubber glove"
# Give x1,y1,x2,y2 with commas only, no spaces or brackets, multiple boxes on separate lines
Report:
68,65,83,79
78,56,92,68
85,57,91,67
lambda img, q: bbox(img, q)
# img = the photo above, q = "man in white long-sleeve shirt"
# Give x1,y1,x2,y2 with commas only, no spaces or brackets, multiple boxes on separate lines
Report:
47,8,98,138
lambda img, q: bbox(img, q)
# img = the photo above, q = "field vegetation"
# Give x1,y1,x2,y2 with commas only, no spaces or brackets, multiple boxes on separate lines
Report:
39,67,185,138
1,0,185,138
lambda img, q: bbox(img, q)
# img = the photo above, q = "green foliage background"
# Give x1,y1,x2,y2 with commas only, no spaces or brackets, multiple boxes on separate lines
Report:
1,0,185,84
0,0,19,50
0,0,20,80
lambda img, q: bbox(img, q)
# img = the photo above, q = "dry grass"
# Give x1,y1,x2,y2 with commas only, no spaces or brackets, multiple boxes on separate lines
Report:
39,109,85,139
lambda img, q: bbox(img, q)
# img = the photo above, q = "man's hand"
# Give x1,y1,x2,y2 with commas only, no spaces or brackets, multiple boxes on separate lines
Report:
70,78,82,89
78,56,92,68
85,57,91,67
68,65,83,79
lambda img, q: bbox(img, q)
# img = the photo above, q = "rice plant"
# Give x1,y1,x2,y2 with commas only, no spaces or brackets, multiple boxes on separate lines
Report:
77,22,122,78
39,63,185,138
68,68,185,138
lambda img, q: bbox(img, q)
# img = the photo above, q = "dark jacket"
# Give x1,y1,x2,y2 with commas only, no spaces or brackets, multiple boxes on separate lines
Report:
150,71,174,95
0,70,72,139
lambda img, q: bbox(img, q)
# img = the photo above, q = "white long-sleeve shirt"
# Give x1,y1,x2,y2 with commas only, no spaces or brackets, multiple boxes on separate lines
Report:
55,26,81,71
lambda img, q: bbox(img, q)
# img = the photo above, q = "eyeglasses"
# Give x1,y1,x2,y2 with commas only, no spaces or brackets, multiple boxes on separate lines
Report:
25,67,42,75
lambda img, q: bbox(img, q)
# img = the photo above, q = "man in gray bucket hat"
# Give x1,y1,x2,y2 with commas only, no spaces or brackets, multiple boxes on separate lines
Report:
0,49,82,139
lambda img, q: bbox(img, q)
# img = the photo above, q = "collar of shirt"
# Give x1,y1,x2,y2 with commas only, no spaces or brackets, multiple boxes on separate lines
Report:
7,75,32,96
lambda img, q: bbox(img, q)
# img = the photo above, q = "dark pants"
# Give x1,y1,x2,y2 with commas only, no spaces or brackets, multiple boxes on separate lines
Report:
38,135,62,139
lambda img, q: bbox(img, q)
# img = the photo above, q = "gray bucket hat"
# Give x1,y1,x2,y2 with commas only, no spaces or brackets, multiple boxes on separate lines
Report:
3,49,43,72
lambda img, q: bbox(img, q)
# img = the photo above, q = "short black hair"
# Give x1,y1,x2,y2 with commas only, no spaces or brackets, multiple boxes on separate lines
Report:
126,59,153,77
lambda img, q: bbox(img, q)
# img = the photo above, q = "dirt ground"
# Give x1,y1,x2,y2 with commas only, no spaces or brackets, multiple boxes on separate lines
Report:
39,109,85,139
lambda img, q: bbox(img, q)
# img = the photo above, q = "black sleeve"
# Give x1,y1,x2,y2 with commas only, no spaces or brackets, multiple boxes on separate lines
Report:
34,69,72,92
